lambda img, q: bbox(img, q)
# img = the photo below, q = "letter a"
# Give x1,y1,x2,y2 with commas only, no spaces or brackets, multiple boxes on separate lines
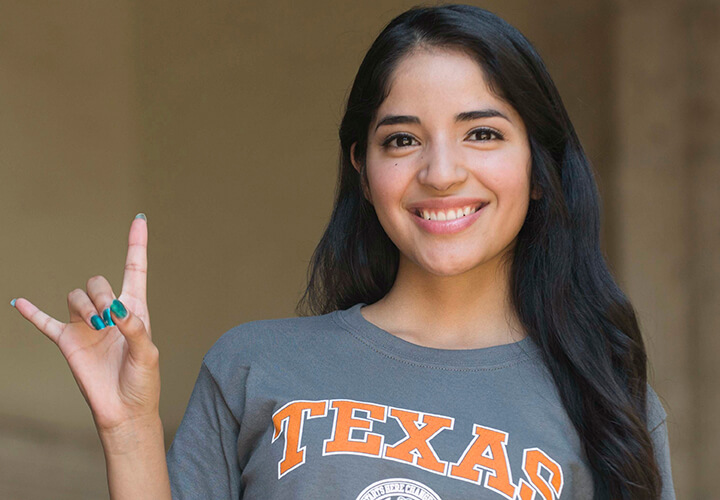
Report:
449,424,516,499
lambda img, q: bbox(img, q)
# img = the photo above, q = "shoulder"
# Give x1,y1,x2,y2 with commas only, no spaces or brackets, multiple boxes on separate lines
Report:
645,382,668,432
201,310,342,374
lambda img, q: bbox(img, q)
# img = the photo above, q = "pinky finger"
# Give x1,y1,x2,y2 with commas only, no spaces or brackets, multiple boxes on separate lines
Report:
12,297,66,344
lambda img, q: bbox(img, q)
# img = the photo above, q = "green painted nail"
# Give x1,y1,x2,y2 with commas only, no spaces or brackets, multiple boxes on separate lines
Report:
102,307,115,327
110,299,127,319
10,298,16,307
135,213,146,221
90,314,105,330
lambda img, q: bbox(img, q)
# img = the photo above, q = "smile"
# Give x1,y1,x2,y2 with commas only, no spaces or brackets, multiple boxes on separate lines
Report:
409,202,488,235
412,202,486,221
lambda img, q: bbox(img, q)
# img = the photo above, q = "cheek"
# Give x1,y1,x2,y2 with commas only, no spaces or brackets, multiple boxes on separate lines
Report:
367,164,408,213
481,150,532,202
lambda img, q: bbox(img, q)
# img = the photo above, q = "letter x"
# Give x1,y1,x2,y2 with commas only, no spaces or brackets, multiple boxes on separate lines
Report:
384,408,454,474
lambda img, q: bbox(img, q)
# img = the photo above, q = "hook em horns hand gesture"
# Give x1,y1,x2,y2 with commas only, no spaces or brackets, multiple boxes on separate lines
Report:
11,214,161,434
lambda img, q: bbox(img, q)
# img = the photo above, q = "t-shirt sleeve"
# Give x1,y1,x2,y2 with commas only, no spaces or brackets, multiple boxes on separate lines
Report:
646,384,676,500
166,360,243,499
650,419,676,500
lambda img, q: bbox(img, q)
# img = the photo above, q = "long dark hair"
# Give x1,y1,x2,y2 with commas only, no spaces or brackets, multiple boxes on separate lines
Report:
296,4,661,498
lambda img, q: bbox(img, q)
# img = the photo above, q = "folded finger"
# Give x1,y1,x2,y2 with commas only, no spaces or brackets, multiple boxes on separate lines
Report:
67,288,106,331
85,275,117,327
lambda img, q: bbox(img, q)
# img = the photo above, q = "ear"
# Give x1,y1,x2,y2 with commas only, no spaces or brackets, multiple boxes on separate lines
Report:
350,142,361,174
350,142,373,205
530,184,543,200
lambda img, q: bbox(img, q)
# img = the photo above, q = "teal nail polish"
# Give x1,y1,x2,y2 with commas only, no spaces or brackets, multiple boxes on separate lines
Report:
10,298,16,307
91,314,105,330
102,307,115,327
135,213,146,221
110,299,127,319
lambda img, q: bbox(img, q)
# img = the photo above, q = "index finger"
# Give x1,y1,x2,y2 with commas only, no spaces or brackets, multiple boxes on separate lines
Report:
121,214,148,303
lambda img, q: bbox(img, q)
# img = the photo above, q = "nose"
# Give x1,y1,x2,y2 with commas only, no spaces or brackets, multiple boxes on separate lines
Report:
417,138,468,192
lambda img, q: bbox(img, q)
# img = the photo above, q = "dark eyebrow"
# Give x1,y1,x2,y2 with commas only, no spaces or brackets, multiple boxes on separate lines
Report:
374,109,511,132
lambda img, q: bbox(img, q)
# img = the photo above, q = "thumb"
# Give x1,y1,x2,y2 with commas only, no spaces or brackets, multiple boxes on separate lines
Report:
108,299,158,366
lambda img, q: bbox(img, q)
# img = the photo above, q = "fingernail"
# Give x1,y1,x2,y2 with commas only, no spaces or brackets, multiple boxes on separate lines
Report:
135,213,146,221
110,299,128,319
10,298,16,307
90,314,105,330
102,307,115,327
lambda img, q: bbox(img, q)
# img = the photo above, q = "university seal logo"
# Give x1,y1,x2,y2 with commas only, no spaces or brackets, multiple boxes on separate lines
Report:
355,478,443,500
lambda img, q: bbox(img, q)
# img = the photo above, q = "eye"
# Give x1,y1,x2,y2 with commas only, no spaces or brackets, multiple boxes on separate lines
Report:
468,127,504,142
381,133,419,149
381,128,505,149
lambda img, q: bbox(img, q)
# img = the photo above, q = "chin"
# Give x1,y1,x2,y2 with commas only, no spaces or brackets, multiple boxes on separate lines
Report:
417,258,482,277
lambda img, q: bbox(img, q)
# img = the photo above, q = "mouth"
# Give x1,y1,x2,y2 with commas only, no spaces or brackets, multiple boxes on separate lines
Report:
411,202,488,221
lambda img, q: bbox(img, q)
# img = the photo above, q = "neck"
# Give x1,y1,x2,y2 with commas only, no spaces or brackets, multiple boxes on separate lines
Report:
362,253,526,350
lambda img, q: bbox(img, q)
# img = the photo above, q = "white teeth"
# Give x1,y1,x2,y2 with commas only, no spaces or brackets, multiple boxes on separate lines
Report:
419,204,482,221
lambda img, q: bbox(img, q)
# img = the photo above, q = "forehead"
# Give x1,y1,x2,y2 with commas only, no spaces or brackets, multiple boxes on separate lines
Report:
375,47,515,122
391,47,488,84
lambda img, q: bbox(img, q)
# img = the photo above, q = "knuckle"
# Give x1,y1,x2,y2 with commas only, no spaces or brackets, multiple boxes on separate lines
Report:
86,275,106,287
135,341,159,367
147,344,160,360
127,317,146,336
41,315,52,331
124,262,147,274
67,288,83,300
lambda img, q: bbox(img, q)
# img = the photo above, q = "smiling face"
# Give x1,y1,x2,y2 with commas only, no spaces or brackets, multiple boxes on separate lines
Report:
351,47,536,278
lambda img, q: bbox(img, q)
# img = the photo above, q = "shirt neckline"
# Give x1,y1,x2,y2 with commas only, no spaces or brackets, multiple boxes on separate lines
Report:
333,302,543,369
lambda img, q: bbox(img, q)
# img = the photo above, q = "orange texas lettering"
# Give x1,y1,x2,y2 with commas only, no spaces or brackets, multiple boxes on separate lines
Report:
271,399,327,477
271,399,565,500
384,407,454,475
324,399,387,456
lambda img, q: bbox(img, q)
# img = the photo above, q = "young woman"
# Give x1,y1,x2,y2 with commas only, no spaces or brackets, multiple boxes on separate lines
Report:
12,4,674,499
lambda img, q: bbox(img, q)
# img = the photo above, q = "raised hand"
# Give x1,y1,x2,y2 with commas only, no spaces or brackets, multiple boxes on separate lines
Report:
11,214,161,434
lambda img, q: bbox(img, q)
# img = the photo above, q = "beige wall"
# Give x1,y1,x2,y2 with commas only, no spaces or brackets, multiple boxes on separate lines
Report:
1,1,139,497
612,0,720,495
1,1,717,498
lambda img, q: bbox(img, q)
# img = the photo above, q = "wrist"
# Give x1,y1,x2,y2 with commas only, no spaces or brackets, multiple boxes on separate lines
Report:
99,413,164,456
100,413,172,500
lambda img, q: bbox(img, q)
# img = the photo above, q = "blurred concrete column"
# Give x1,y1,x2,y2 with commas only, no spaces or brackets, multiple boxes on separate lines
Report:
611,0,720,497
685,1,720,495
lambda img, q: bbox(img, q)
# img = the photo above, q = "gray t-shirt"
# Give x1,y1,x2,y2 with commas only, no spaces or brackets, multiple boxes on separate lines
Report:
166,302,675,499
